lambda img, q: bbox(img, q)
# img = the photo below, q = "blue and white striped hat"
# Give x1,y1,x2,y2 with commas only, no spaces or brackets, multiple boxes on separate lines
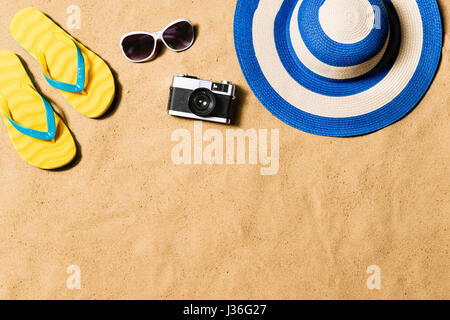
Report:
234,0,442,137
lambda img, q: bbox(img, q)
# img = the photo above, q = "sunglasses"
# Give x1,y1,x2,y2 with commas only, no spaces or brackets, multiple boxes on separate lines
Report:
120,19,195,63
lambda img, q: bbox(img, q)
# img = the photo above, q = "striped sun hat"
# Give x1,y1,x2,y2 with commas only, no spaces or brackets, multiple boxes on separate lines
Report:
234,0,442,137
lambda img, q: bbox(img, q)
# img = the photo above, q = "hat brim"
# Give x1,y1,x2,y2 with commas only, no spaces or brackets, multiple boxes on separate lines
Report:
234,0,442,137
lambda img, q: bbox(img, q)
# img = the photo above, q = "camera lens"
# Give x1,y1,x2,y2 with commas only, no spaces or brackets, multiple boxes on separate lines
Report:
194,94,209,110
189,89,216,117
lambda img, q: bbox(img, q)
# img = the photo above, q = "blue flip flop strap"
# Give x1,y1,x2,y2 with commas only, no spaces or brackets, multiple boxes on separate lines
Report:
38,37,86,93
1,88,56,141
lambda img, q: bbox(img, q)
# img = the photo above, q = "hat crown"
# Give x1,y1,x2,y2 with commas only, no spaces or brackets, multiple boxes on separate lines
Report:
298,0,389,70
319,0,376,44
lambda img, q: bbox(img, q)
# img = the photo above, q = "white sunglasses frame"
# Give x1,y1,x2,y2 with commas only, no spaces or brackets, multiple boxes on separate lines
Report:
120,18,195,63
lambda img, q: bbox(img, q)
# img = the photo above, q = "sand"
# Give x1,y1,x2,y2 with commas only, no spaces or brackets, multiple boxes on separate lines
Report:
0,0,448,299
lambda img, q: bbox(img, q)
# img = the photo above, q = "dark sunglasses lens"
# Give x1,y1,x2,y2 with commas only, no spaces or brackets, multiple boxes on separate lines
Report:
122,34,155,61
163,21,194,51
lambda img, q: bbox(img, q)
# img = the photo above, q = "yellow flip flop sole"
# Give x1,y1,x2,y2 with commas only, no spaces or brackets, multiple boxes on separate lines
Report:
0,51,76,169
10,7,115,118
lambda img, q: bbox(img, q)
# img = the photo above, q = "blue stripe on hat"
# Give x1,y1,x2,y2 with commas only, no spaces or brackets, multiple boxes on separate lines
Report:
298,0,389,67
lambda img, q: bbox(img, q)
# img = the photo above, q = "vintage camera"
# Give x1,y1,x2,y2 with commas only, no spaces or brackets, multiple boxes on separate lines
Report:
168,75,236,124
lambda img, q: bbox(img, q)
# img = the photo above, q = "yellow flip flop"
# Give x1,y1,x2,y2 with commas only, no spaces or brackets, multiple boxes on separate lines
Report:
0,51,76,169
10,7,115,118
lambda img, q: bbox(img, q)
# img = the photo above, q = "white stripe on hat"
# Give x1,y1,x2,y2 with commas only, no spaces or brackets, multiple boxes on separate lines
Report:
319,0,375,44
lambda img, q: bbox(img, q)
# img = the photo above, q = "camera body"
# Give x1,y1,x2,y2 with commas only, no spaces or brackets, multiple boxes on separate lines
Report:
168,75,236,124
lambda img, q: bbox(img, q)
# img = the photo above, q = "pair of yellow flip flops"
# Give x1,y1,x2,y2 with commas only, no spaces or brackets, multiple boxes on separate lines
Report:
1,8,115,169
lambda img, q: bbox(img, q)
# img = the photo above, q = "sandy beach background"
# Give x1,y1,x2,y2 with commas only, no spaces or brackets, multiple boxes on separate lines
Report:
0,0,448,299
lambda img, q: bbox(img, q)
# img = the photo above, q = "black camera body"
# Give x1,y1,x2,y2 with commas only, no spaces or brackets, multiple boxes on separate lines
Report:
168,75,236,124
